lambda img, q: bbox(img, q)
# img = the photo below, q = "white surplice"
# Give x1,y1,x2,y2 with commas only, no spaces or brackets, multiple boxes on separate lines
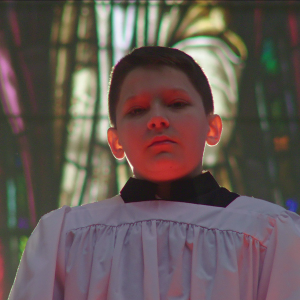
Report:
8,195,300,300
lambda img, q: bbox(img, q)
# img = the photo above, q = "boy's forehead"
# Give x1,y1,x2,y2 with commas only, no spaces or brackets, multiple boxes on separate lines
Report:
124,64,182,79
120,65,191,92
118,65,202,103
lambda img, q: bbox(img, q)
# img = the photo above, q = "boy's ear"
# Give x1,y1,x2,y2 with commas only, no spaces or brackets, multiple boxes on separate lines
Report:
107,127,125,160
206,114,222,146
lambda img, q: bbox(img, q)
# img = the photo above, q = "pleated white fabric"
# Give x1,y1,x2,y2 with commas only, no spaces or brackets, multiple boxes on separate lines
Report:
9,195,300,300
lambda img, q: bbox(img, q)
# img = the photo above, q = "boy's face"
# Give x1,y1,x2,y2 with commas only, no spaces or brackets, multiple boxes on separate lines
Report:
107,66,222,182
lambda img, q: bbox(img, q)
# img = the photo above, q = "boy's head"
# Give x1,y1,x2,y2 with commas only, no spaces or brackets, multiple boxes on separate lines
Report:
108,46,214,128
107,46,222,182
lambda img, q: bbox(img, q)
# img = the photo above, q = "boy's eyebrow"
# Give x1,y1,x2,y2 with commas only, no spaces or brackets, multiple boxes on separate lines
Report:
162,88,191,97
124,88,191,103
123,92,151,104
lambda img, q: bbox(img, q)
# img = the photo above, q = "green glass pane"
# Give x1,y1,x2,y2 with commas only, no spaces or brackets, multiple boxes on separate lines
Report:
19,236,29,260
6,179,17,229
261,39,279,75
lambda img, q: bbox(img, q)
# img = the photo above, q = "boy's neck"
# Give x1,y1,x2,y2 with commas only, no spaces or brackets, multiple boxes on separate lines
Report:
133,169,205,200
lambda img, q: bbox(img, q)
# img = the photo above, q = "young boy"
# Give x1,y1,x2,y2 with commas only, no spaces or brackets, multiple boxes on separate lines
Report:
9,46,300,300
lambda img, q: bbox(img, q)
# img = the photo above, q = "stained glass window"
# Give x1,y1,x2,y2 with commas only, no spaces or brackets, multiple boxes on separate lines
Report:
1,1,300,298
0,2,56,298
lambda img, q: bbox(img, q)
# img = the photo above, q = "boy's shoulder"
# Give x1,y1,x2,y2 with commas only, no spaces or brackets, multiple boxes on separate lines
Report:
36,195,124,234
227,195,287,217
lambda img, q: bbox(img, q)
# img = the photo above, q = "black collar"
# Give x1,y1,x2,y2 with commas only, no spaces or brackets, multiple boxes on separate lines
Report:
120,171,239,208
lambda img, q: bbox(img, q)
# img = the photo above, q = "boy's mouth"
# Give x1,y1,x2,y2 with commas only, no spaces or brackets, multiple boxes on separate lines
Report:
148,136,176,147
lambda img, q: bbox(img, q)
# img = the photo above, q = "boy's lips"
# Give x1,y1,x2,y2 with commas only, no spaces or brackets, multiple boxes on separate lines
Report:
148,136,176,147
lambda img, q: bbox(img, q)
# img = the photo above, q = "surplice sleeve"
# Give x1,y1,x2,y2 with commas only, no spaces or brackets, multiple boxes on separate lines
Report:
257,209,300,300
8,205,71,300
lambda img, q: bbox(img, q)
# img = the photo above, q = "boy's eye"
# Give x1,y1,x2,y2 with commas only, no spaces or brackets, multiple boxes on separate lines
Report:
128,107,145,116
169,100,188,108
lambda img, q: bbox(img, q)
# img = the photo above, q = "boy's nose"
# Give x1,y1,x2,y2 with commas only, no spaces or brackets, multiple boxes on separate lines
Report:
147,115,170,129
147,100,170,130
147,106,170,129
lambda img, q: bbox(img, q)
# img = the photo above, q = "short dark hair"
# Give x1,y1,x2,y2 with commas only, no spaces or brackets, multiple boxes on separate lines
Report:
108,46,214,127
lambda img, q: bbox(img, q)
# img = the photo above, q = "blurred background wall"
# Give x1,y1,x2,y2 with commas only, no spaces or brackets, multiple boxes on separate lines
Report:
1,1,300,298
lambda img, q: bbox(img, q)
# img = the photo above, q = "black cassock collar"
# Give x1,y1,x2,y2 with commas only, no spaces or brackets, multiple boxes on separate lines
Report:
120,171,239,208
